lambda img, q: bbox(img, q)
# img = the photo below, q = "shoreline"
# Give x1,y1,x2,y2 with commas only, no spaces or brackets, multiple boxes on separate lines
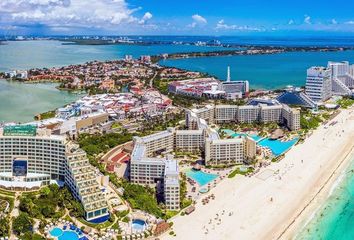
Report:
278,141,354,239
163,107,354,240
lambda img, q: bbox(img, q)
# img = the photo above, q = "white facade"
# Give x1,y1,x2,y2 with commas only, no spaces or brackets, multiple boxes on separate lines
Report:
305,67,332,102
0,126,109,222
205,138,245,166
130,128,180,210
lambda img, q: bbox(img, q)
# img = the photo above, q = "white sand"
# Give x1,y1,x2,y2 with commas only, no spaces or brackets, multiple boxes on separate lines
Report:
163,108,354,240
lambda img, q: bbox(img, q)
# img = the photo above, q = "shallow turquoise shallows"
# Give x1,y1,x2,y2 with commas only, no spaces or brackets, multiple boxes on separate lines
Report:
296,155,354,240
186,169,218,186
258,138,298,156
49,227,63,237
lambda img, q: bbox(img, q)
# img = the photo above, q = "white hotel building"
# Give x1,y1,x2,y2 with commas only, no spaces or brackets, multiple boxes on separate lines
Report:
0,125,109,223
130,128,180,210
305,61,354,103
190,103,300,131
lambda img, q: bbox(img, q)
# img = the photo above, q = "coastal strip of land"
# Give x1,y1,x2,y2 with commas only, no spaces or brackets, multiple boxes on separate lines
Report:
152,46,354,62
163,107,354,240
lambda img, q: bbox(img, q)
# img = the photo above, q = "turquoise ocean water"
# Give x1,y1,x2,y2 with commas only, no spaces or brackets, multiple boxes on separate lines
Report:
296,153,354,240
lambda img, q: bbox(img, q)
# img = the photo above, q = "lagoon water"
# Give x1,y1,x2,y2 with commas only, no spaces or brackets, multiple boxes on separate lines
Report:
0,40,232,72
296,154,354,240
0,80,81,122
161,50,354,89
0,40,232,122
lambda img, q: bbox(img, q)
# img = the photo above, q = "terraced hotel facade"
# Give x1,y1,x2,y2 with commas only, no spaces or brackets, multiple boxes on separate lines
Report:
0,125,109,223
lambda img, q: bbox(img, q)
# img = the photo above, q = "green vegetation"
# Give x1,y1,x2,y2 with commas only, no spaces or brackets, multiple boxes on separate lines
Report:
300,113,322,130
78,132,133,157
22,233,46,240
0,188,16,197
13,212,34,236
77,214,115,229
228,167,254,178
122,182,163,218
111,122,122,129
164,210,179,219
179,173,192,209
19,184,84,221
337,97,354,109
0,217,10,237
136,112,184,135
34,110,56,120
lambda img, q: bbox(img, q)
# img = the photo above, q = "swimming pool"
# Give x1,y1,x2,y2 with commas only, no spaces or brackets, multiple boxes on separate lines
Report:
50,227,79,240
186,169,218,186
222,129,262,141
132,219,146,232
50,228,63,237
258,138,298,156
231,133,262,142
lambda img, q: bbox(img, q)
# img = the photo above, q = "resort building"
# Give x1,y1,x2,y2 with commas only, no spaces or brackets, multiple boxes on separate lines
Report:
220,66,250,99
305,66,332,102
305,61,354,102
237,105,261,123
205,138,245,166
175,130,205,153
259,105,283,123
281,105,301,132
130,128,180,210
189,101,301,131
168,75,248,100
0,125,109,223
214,105,239,123
186,105,215,126
276,87,317,109
328,61,353,96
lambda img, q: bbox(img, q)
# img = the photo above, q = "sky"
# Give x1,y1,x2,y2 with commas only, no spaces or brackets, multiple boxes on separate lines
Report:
0,0,354,36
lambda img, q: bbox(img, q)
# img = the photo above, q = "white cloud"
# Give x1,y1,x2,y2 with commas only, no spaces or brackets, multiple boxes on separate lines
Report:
345,20,354,25
215,19,262,32
138,12,153,24
304,15,311,24
331,19,337,24
216,19,237,30
187,14,207,28
288,19,294,25
187,22,197,28
0,0,149,30
192,14,207,24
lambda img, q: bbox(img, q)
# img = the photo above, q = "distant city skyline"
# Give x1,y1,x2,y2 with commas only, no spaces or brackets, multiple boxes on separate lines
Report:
1,0,354,36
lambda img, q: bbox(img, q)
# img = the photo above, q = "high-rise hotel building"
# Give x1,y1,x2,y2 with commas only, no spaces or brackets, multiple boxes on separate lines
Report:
305,67,332,102
0,125,109,223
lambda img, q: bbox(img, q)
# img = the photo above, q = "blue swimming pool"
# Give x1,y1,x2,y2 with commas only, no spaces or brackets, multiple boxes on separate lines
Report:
186,169,218,186
50,227,79,240
258,138,298,156
50,228,63,237
222,129,262,141
132,219,146,232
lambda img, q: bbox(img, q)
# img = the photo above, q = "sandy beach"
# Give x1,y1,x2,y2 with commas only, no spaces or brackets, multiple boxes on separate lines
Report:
163,107,354,240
